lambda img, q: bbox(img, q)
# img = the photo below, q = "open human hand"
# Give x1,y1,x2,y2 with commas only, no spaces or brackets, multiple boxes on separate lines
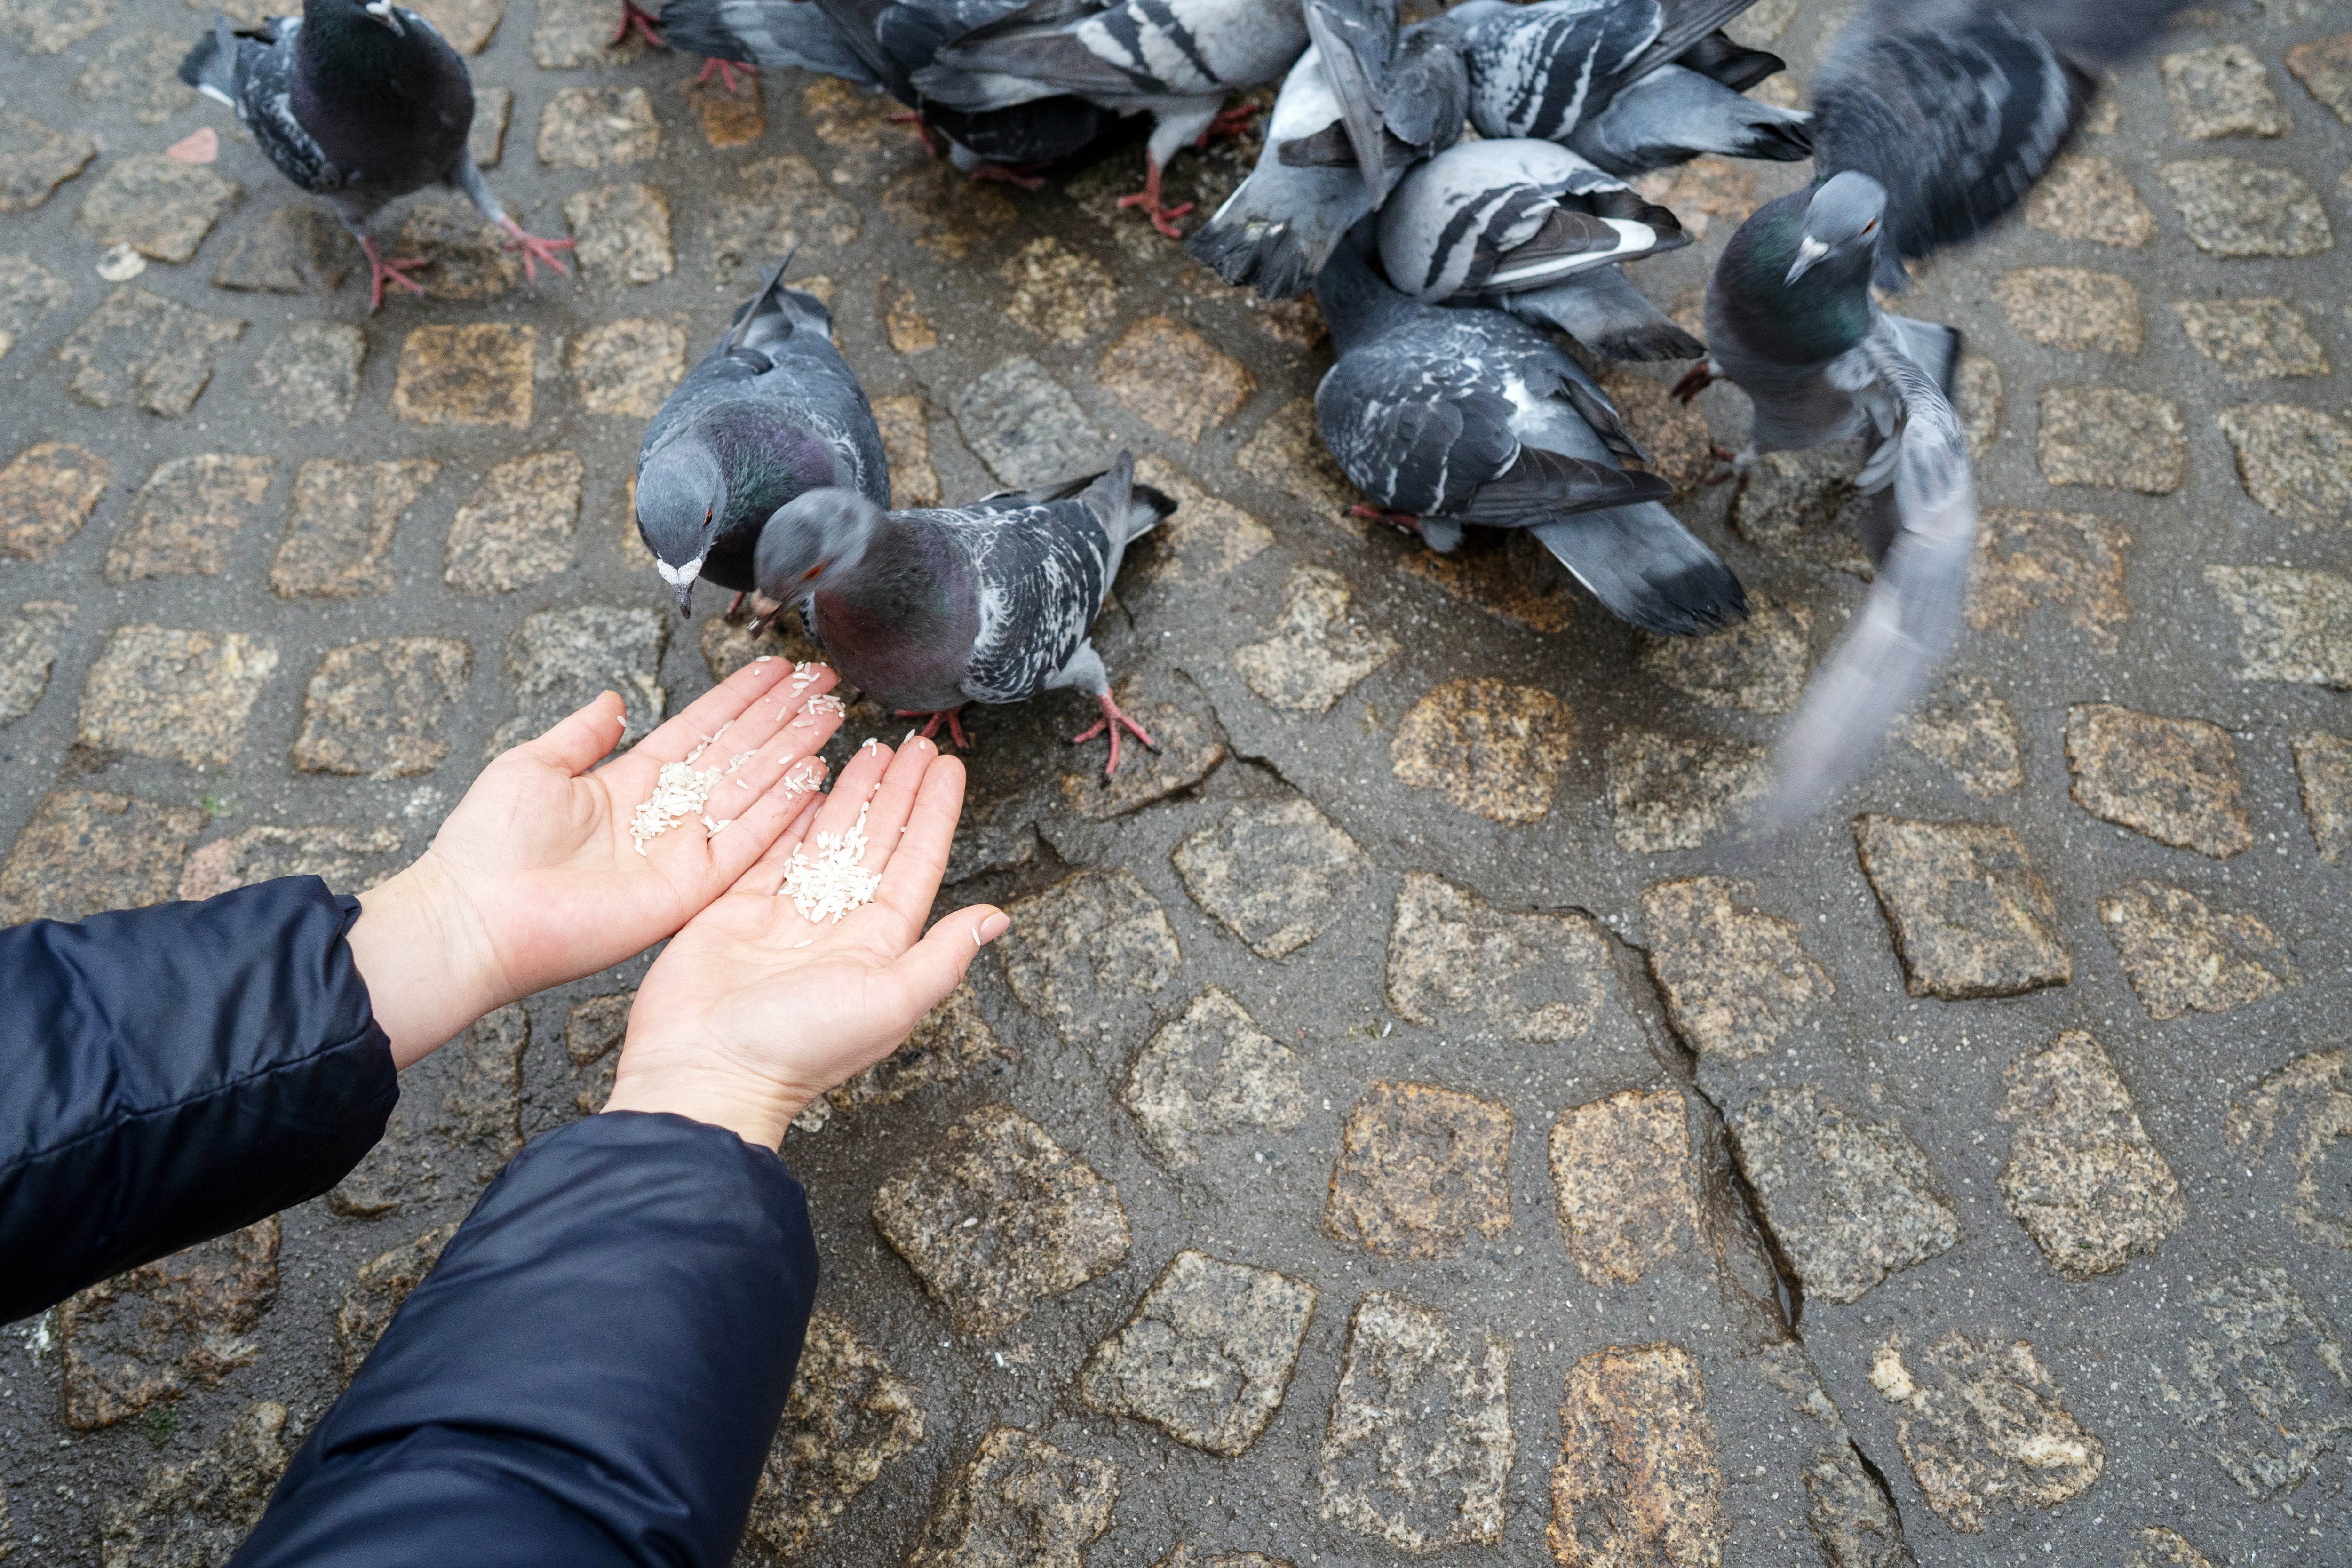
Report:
348,657,848,1065
604,734,1007,1149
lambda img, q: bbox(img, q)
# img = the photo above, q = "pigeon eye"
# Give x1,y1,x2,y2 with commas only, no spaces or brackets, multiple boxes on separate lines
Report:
801,565,825,582
1860,219,1878,235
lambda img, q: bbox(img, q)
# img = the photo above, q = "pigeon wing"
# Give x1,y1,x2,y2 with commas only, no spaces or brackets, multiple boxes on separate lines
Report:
661,0,884,82
1303,0,1398,200
947,498,1116,704
1316,345,1517,515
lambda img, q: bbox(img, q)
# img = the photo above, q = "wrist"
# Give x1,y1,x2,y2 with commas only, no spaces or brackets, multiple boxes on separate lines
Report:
347,852,514,1069
602,1054,810,1151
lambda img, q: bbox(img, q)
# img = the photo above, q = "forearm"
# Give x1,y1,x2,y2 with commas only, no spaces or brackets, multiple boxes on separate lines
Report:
343,854,512,1069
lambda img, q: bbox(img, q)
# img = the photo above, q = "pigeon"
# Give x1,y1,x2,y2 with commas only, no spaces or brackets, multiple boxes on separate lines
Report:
915,0,1309,236
1375,138,1703,360
1185,16,1464,300
636,255,890,620
750,453,1175,777
1451,0,1812,174
1313,239,1745,637
179,0,572,311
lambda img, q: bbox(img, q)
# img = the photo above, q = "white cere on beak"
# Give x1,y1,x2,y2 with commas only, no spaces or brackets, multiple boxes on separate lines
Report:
364,0,406,30
1786,235,1831,283
655,554,706,589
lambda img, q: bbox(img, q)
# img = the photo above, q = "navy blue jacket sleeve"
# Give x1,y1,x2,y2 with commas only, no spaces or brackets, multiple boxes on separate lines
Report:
0,876,397,1324
232,1112,818,1568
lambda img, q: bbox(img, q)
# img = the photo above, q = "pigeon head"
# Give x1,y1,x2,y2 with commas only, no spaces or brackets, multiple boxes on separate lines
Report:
1786,172,1886,285
636,440,727,617
755,488,885,603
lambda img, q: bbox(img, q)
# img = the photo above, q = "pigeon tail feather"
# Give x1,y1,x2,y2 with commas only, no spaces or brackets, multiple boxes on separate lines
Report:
1458,446,1671,525
178,17,239,101
1529,506,1749,637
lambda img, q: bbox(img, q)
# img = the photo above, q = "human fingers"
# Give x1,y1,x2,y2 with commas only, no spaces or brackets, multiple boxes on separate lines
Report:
870,752,966,941
685,690,847,877
731,788,826,899
801,738,896,846
847,734,940,876
516,691,628,776
628,656,829,770
704,750,832,885
885,902,1010,1027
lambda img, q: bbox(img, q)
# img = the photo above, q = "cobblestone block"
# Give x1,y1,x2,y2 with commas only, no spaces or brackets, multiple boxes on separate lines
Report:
1957,354,2003,456
1868,1333,2102,1531
251,319,367,428
1132,458,1269,587
78,624,277,768
881,164,1017,259
2161,159,2331,256
1897,677,2023,796
0,252,69,343
2023,153,2154,247
96,1401,289,1568
1394,527,1583,632
2158,1267,2351,1498
1319,1293,1511,1551
1386,871,1608,1043
470,83,509,167
58,287,245,416
905,1427,1119,1568
491,605,666,754
1238,397,1359,515
445,451,582,594
2285,30,2352,121
1081,1250,1315,1456
1549,1344,1724,1568
73,31,198,124
999,867,1180,1038
1640,876,1832,1063
2225,1049,2352,1250
2217,403,2352,520
871,1104,1131,1336
2162,43,2289,137
1058,678,1226,819
104,453,274,583
329,1005,527,1215
743,1310,925,1560
1098,317,1255,442
1174,798,1367,960
1998,1032,2183,1279
390,197,520,298
270,458,438,599
2036,386,2185,492
0,0,108,52
873,393,941,506
2099,879,2297,1020
1968,508,2130,654
210,206,355,294
408,0,501,51
1390,677,1574,824
0,109,95,211
334,1220,459,1378
0,790,204,924
1994,267,2143,352
530,0,645,67
1629,154,1757,240
57,1218,277,1430
1548,1089,1700,1287
1854,815,2071,998
1801,1440,1913,1568
2066,704,2250,856
392,322,534,426
826,983,1001,1117
1597,366,1717,491
1326,1081,1512,1261
684,69,763,147
1233,565,1397,716
1122,987,1304,1168
177,823,403,900
953,356,1103,488
1639,593,1810,713
1729,1087,1960,1304
0,442,107,561
0,599,72,726
1152,1552,1293,1568
1000,236,1117,343
880,274,938,354
1604,729,1770,852
2173,298,2327,376
570,318,683,417
564,182,674,285
1729,446,1873,577
538,85,659,167
75,154,238,262
710,155,860,272
2291,732,2352,864
294,637,473,779
2206,565,2352,687
2126,1528,2215,1568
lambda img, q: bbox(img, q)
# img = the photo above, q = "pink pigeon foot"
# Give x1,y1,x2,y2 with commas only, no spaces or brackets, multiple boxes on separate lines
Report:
1348,503,1422,535
612,0,663,47
357,236,429,312
723,590,747,622
1115,159,1192,239
498,218,576,281
966,161,1047,189
896,708,971,751
1195,102,1260,147
890,110,943,159
1069,691,1157,782
694,56,756,93
1671,361,1719,405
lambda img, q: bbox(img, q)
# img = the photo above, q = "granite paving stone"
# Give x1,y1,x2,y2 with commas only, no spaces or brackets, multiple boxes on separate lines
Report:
1597,365,1717,490
870,1104,1131,1336
445,451,584,595
742,1310,925,1561
1232,565,1396,716
1549,1344,1725,1568
2205,565,2352,687
0,109,96,211
873,393,941,506
683,70,764,148
56,1218,277,1430
2159,159,2331,256
1896,677,2024,796
390,198,522,299
103,454,275,583
2157,1267,2352,1499
0,441,109,561
1319,1292,1511,1551
1639,876,1833,1063
1174,798,1368,960
1996,1032,2183,1279
74,154,238,263
903,1427,1118,1568
1132,458,1270,586
72,31,198,124
825,983,1003,1118
270,458,439,599
407,0,501,52
77,624,278,768
709,154,860,273
880,165,1017,260
2065,703,2251,856
1728,1087,1961,1304
0,0,108,52
2223,1049,2352,1250
1097,317,1255,442
879,275,938,353
530,0,644,67
1728,446,1874,576
491,604,666,753
95,1401,290,1568
470,83,510,167
1392,527,1585,632
1867,1333,2103,1532
2172,298,2327,376
1638,594,1811,713
2217,402,2352,519
1080,1249,1315,1456
952,356,1103,488
294,638,473,779
176,823,403,899
1384,871,1609,1043
391,323,534,426
0,599,72,726
1237,396,1359,516
1151,1552,1292,1568
2098,879,2298,1020
2022,153,2156,247
569,317,684,415
1056,678,1227,818
1000,236,1118,344
1325,1081,1512,1261
564,183,675,285
1603,729,1772,852
0,790,205,924
57,287,245,417
2127,1528,2217,1568
2035,385,2185,492
1548,1089,1702,1286
998,867,1180,1039
2291,732,2352,863
1853,815,2072,998
1993,267,2143,353
1968,507,2131,653
0,253,70,344
1390,677,1574,824
1956,354,2004,456
537,86,660,168
2161,43,2290,138
249,319,367,427
2284,30,2352,121
333,1220,459,1378
209,206,356,295
1122,987,1305,1169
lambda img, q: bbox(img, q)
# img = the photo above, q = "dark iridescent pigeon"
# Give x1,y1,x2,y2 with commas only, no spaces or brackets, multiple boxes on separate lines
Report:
1377,138,1702,361
1313,241,1743,638
179,0,572,310
751,453,1174,778
636,256,889,620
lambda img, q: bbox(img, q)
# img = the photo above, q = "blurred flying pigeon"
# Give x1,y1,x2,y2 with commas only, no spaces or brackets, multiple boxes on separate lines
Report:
1377,138,1702,360
751,453,1174,777
636,255,889,620
916,0,1310,236
1186,16,1464,299
180,0,572,310
1314,241,1744,637
1452,0,1811,174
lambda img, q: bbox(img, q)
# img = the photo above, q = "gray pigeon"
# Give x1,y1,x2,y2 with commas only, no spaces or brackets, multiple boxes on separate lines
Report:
636,256,890,619
1452,0,1811,175
751,453,1174,777
179,0,572,310
1313,241,1744,638
914,0,1308,236
1376,138,1702,361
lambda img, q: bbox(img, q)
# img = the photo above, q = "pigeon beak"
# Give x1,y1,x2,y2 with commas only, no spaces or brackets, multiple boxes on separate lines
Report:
363,0,406,33
654,551,705,618
1784,236,1830,285
673,581,695,618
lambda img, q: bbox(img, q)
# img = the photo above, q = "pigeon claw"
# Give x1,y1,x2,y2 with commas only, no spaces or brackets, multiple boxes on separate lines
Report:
1115,159,1192,240
1670,361,1719,406
723,590,747,623
890,111,944,160
612,0,663,47
356,237,429,313
694,57,757,95
966,161,1048,190
1070,691,1158,783
499,219,577,282
1197,102,1260,147
1348,503,1422,536
896,708,972,751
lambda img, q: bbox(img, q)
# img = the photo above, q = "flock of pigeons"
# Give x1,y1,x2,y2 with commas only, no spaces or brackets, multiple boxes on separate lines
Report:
176,0,2194,822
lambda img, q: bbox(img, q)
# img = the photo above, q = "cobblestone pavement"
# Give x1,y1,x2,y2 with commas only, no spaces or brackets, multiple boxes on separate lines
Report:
2,0,2349,1563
